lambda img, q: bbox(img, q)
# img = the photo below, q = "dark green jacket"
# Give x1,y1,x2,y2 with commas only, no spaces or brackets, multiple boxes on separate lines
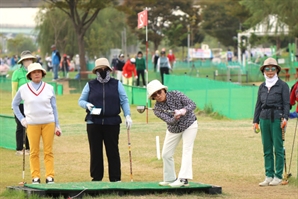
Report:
135,57,146,70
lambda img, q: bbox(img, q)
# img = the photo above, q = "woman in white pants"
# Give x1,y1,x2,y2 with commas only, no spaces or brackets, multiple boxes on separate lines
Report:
147,80,198,187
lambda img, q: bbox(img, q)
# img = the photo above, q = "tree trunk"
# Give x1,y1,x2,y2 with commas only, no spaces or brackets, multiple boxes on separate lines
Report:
296,37,298,60
78,34,88,79
276,37,281,50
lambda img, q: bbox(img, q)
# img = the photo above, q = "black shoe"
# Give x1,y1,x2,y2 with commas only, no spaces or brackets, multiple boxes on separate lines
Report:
32,178,40,184
46,177,54,184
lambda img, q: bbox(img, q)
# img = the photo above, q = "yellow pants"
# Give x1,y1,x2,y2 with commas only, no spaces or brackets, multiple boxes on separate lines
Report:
122,76,133,86
27,123,55,179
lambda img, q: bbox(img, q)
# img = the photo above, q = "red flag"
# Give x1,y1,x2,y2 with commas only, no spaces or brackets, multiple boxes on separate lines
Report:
138,10,147,29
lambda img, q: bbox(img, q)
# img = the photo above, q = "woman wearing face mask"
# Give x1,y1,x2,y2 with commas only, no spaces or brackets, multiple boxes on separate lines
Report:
11,51,37,156
78,58,132,182
253,57,290,186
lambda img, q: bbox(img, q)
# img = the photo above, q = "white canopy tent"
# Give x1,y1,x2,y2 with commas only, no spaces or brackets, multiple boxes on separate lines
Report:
237,15,289,64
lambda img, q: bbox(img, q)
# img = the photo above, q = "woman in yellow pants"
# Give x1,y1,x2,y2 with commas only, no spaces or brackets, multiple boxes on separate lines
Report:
12,63,61,184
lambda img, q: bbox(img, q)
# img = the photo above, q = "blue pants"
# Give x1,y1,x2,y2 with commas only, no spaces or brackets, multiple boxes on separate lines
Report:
52,64,59,80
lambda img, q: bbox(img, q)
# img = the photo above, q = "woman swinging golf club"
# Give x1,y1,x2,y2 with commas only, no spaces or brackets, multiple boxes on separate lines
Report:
147,80,198,187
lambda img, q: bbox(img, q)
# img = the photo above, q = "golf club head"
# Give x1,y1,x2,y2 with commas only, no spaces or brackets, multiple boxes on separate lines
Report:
136,106,146,114
19,181,26,186
281,180,289,185
287,173,292,178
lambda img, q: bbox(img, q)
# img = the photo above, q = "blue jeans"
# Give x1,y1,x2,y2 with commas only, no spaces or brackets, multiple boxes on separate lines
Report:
52,64,59,80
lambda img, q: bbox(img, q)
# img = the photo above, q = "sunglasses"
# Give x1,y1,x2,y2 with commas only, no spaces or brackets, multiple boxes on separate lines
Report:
264,67,277,72
151,89,163,99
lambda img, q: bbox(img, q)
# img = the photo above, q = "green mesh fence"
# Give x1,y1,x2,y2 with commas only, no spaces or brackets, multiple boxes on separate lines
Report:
164,75,296,119
0,115,16,150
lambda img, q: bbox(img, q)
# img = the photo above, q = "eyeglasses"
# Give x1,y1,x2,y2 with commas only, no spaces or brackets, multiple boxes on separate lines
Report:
264,67,277,72
151,89,163,98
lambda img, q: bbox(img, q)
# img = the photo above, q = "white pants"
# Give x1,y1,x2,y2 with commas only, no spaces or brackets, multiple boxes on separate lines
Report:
162,120,198,181
116,71,122,82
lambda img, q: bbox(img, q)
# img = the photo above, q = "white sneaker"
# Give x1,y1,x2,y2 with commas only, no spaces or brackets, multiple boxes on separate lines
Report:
25,150,30,155
46,177,55,184
259,177,273,186
169,179,189,187
15,150,23,155
269,177,282,186
32,177,40,184
159,180,175,186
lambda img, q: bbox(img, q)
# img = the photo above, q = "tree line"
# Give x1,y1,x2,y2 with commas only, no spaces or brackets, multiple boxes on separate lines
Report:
3,0,298,73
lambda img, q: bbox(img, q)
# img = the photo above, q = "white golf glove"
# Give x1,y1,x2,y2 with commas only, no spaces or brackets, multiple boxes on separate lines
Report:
174,109,186,117
125,115,132,129
179,108,186,115
55,127,62,136
86,103,94,111
21,118,27,128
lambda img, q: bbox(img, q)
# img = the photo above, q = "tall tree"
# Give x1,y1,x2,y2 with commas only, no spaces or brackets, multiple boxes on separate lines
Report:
122,0,203,50
7,34,37,55
240,0,298,50
43,0,118,76
36,8,76,58
200,0,249,48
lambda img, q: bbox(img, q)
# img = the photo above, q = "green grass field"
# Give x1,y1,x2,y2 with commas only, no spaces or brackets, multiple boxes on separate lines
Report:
0,88,297,199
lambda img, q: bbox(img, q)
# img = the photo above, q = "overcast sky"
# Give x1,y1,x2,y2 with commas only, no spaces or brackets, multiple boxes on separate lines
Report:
0,8,38,26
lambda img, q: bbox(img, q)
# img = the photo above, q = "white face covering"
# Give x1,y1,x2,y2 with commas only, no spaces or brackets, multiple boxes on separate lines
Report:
22,59,33,68
264,73,278,88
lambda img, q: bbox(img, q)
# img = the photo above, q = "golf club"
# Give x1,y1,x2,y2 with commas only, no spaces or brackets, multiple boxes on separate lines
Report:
286,117,298,180
127,128,133,182
136,105,174,114
281,120,289,185
19,127,27,186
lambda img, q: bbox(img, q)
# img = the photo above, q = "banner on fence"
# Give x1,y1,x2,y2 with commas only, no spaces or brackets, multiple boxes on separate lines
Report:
189,48,213,59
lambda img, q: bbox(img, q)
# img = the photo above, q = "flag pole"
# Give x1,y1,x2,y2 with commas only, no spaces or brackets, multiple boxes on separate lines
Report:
145,8,149,124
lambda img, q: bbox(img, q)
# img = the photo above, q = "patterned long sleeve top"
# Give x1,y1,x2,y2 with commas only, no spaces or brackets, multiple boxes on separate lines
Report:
154,90,197,133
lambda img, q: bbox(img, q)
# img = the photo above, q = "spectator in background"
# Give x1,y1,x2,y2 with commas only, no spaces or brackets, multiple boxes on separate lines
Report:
60,54,70,78
152,50,159,72
36,55,43,66
122,58,138,86
227,49,233,62
167,49,176,69
157,51,171,84
111,55,118,78
135,51,146,87
0,63,10,78
74,54,80,72
115,54,125,82
45,53,52,72
11,50,37,156
10,55,16,67
51,45,61,81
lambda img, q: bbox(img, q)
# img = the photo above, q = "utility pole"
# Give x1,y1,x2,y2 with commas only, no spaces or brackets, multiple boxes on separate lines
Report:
187,24,190,68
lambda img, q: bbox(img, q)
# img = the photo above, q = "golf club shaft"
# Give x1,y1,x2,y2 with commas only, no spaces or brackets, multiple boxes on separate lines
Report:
22,127,26,183
148,108,174,113
127,128,133,182
288,117,297,174
281,124,288,182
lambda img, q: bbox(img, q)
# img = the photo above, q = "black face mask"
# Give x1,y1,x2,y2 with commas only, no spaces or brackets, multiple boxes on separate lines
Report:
99,70,107,79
